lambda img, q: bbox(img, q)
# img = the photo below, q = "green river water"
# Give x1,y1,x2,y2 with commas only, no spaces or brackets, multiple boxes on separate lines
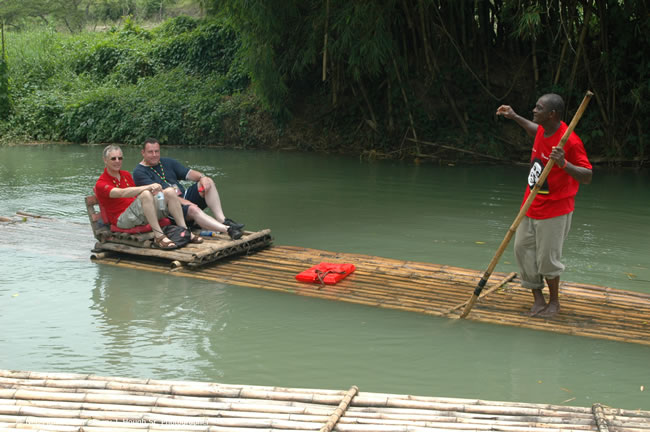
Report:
0,144,648,410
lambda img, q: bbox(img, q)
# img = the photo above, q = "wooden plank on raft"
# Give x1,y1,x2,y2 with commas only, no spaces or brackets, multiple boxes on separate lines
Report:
92,245,650,347
0,369,648,432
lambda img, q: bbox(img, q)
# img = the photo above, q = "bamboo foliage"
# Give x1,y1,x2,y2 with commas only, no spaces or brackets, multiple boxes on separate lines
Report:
1,369,649,432
207,0,648,162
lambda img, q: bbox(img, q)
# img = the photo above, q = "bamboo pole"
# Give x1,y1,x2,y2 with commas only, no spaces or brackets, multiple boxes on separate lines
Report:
0,370,645,419
592,403,611,432
406,137,512,162
322,0,330,82
445,272,516,315
319,386,358,432
1,370,649,432
16,211,47,219
461,91,594,319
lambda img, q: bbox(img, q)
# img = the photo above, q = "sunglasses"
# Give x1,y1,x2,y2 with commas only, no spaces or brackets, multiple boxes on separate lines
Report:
110,156,124,161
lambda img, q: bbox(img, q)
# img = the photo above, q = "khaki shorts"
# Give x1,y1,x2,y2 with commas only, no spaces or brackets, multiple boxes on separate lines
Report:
514,212,573,290
117,196,169,229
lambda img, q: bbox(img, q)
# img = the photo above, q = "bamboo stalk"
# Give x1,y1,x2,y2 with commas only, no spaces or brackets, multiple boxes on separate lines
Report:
322,0,330,82
592,403,611,432
15,211,45,218
2,369,649,432
406,137,512,162
445,272,517,315
3,398,606,427
319,386,358,432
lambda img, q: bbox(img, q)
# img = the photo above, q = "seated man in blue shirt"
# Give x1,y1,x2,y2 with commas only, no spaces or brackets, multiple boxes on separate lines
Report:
132,138,244,240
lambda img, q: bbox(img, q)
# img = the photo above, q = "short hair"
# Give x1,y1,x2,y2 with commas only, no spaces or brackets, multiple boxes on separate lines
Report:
143,137,160,150
541,93,565,119
103,144,122,160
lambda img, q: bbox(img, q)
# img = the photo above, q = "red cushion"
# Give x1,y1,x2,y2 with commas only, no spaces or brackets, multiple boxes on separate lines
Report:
110,217,171,234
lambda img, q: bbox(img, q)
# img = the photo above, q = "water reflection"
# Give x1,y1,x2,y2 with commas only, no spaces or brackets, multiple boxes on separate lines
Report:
90,265,229,378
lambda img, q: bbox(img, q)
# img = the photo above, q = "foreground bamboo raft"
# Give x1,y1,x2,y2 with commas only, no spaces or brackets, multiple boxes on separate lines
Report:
92,245,650,347
1,369,648,432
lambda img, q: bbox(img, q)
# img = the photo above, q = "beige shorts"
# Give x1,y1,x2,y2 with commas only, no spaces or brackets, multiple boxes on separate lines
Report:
514,213,573,290
117,196,169,229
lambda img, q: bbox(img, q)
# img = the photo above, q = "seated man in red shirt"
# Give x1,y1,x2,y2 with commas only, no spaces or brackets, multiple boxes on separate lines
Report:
95,144,203,249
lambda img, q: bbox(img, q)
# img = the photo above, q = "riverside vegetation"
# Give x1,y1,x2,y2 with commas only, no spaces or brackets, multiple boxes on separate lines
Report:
0,0,648,165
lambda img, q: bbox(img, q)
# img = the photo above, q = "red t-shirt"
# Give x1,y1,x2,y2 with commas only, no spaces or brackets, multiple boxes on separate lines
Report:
522,122,592,219
95,169,136,225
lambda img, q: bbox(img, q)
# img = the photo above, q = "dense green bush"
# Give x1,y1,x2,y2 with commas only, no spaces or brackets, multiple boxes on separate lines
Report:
60,68,256,145
150,22,240,75
154,15,199,36
0,17,260,146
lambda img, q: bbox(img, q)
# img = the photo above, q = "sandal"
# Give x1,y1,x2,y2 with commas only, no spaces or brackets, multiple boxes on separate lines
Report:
153,235,177,250
190,233,204,244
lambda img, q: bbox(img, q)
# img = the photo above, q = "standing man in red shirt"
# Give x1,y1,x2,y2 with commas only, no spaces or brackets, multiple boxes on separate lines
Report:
496,94,592,317
95,144,202,249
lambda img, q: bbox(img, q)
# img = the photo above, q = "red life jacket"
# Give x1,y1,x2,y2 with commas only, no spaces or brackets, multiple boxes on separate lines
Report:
295,262,356,285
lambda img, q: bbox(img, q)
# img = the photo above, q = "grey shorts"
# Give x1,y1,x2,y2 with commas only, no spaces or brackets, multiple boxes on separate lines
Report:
116,196,169,229
514,212,573,290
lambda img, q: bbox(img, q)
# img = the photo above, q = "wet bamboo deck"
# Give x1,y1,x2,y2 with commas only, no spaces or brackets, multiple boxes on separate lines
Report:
1,369,648,432
91,245,650,347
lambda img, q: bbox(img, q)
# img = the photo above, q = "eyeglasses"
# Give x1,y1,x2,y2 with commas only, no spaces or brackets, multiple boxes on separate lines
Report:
110,156,124,161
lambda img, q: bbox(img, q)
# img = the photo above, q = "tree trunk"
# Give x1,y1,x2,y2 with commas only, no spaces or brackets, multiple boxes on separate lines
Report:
391,55,418,153
417,0,434,76
553,39,568,85
322,0,330,81
531,38,539,88
356,80,378,132
387,78,394,132
568,0,593,94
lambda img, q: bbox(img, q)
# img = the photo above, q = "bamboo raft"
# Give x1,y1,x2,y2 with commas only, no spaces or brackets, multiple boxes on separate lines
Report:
91,245,650,347
1,369,648,432
4,210,650,347
85,195,273,267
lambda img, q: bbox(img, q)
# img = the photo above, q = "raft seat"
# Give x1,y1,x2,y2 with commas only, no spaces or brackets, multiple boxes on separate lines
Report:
85,193,170,247
95,197,171,234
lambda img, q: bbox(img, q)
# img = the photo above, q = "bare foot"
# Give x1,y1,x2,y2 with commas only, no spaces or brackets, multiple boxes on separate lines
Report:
537,302,560,318
527,301,547,316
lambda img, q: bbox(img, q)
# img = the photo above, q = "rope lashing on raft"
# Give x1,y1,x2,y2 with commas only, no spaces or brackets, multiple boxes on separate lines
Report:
319,385,359,432
316,269,347,286
295,263,356,286
592,403,611,432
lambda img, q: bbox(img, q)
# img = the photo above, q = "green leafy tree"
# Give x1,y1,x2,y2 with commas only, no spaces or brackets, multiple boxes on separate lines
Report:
203,0,649,162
